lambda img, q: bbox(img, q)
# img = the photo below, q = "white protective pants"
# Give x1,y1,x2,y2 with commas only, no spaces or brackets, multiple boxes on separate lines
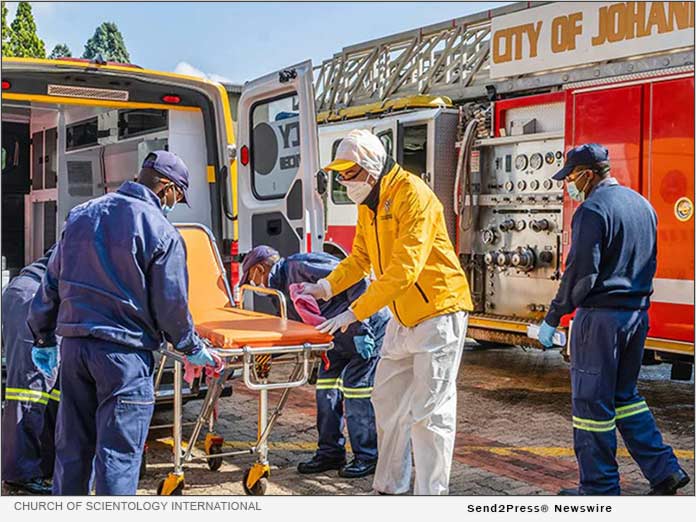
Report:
371,311,468,495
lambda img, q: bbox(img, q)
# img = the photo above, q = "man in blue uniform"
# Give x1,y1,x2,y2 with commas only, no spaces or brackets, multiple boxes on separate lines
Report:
241,247,389,478
539,144,690,496
2,246,58,495
27,151,215,495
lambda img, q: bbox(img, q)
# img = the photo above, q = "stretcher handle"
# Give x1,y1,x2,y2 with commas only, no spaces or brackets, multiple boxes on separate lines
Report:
212,343,332,358
158,337,222,364
239,284,288,319
157,346,187,364
242,344,311,391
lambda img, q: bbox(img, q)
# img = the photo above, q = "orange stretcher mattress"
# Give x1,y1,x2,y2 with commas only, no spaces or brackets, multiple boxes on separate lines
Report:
195,306,332,349
176,224,332,350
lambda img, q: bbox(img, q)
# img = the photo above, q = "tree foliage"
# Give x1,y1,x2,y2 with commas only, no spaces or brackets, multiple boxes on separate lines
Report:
1,2,12,57
82,22,130,63
8,1,45,58
49,43,72,59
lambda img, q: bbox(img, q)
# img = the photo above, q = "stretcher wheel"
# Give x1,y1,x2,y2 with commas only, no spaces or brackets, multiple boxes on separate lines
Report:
157,474,184,495
242,468,267,496
207,444,223,471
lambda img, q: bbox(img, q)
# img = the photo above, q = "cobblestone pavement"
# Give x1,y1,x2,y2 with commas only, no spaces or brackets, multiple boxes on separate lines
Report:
138,342,694,496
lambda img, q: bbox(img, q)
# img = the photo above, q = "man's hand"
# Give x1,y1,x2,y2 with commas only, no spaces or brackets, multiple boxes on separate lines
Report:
317,309,357,335
538,321,557,349
186,346,216,367
32,346,59,376
298,279,332,301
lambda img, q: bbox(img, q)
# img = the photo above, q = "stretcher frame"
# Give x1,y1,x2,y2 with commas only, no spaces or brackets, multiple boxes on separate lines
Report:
155,224,332,496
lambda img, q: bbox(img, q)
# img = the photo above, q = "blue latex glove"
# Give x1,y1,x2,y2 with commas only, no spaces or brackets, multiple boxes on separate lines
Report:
186,346,216,367
354,335,376,360
32,346,59,376
538,321,557,349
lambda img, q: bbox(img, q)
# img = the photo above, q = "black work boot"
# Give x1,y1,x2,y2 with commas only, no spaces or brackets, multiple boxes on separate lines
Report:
649,468,691,495
297,455,346,474
4,478,52,495
338,458,377,478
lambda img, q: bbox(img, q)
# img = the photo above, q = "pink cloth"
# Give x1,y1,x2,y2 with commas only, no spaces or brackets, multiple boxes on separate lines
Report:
289,284,325,326
289,283,331,370
183,350,225,386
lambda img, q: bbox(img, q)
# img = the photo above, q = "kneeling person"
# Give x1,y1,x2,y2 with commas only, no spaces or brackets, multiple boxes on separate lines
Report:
241,247,389,478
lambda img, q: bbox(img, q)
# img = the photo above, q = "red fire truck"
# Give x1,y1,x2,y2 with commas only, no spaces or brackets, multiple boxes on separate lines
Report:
309,1,694,377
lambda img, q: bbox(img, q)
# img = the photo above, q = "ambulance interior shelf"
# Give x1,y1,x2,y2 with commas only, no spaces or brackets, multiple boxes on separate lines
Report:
7,102,214,267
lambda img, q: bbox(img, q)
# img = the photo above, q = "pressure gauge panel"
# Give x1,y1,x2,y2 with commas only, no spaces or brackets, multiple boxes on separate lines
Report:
530,153,544,170
515,154,528,171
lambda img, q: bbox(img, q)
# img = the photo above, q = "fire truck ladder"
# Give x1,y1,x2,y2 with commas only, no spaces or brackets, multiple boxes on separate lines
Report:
314,1,695,112
314,15,492,112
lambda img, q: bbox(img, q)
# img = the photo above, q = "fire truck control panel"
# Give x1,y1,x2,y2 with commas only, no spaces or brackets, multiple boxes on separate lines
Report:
461,98,570,321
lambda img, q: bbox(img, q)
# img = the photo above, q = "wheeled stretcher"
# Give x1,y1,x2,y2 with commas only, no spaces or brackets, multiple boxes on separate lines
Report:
155,224,332,495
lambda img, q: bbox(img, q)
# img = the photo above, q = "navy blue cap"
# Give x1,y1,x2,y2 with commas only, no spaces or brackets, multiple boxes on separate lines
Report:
240,245,280,286
142,150,191,207
552,143,609,180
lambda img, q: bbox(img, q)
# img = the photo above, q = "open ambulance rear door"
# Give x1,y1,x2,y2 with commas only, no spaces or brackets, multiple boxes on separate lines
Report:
235,60,323,284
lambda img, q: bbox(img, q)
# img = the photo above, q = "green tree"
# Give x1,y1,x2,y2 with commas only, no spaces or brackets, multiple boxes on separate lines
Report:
8,2,45,58
1,2,12,57
49,42,72,59
82,22,130,63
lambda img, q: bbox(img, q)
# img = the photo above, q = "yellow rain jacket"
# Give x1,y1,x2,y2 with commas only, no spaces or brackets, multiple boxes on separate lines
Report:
325,163,473,327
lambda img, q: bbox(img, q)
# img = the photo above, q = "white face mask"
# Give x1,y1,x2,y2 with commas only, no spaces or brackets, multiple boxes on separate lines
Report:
342,180,373,205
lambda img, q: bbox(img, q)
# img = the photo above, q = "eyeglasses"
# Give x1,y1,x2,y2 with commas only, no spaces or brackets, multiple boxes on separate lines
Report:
337,166,365,181
566,168,590,183
160,178,184,202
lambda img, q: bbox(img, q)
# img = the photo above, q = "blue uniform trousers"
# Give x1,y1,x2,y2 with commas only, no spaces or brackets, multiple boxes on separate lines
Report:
315,342,380,462
571,308,681,494
1,280,59,483
53,337,155,495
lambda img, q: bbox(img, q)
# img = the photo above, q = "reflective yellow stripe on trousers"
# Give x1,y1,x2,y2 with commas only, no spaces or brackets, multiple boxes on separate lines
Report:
315,378,342,390
572,416,616,432
5,387,60,404
573,401,650,432
615,400,650,420
342,386,373,399
315,378,373,398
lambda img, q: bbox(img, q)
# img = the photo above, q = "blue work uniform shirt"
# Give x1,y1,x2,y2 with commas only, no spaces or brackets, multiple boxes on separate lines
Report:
545,178,658,327
267,252,390,352
28,181,202,355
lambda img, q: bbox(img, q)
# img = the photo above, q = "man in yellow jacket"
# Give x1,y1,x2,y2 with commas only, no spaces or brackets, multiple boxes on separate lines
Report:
299,129,473,495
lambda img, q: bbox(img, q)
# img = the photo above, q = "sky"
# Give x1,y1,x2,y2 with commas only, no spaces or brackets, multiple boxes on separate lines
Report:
5,1,512,84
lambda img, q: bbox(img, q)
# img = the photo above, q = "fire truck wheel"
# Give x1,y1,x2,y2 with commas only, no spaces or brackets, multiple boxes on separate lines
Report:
670,362,693,381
